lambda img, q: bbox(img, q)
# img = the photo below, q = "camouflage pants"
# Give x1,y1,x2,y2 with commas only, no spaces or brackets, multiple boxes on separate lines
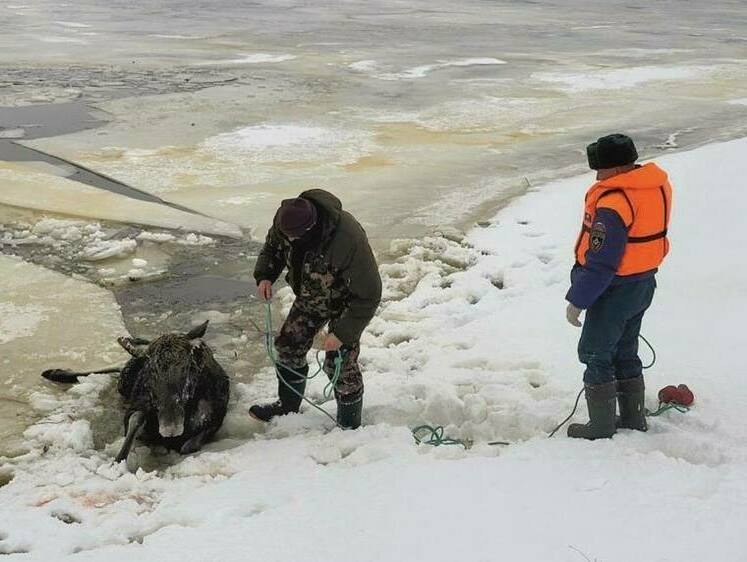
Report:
274,301,363,399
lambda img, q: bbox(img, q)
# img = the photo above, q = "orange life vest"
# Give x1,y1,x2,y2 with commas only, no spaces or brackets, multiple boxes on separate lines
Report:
574,163,673,276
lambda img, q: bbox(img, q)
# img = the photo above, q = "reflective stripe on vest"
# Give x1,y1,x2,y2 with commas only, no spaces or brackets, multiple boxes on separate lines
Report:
574,166,672,276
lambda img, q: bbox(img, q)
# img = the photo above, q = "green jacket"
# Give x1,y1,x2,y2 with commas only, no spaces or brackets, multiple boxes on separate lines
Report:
254,189,382,345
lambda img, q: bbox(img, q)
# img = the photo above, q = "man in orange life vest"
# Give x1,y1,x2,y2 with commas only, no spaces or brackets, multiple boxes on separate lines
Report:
565,134,672,440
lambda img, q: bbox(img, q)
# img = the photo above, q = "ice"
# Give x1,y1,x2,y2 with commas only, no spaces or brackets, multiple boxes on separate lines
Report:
0,217,174,284
0,162,242,238
364,57,508,80
0,255,127,456
177,233,214,246
18,31,746,244
136,232,176,243
0,302,47,345
348,60,378,73
38,36,89,45
201,124,373,164
0,127,25,139
198,53,296,65
2,138,747,560
532,65,720,93
52,21,92,28
80,239,137,261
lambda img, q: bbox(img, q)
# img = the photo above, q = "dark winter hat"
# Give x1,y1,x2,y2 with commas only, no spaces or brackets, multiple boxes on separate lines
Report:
586,134,638,170
277,197,318,238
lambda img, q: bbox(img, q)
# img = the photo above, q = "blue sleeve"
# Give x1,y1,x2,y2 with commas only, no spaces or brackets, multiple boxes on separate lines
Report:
566,208,628,309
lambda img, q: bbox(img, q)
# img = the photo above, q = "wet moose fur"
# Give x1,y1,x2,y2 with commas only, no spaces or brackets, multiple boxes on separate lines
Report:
42,321,230,464
115,321,230,462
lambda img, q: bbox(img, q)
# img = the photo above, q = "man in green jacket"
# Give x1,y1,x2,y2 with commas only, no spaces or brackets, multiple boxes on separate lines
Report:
250,189,382,429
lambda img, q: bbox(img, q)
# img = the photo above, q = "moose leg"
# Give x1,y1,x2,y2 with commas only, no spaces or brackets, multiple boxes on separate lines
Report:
115,411,146,463
179,429,211,455
41,366,122,384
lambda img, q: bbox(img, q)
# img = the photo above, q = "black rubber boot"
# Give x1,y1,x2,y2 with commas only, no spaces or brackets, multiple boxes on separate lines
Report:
249,365,307,422
616,376,648,431
568,381,617,440
336,392,363,430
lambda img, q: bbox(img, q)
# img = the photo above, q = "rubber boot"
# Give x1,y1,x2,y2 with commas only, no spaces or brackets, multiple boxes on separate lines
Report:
616,376,648,431
567,381,617,440
336,392,362,430
249,365,307,422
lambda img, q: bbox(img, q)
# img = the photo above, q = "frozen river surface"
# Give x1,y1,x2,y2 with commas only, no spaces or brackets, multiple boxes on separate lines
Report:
0,0,746,456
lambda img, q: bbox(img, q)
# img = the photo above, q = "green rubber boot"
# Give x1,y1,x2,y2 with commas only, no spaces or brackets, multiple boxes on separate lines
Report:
249,365,307,422
568,381,617,440
616,376,648,431
336,393,363,430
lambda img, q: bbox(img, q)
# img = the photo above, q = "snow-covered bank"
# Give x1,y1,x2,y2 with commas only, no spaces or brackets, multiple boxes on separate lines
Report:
2,139,746,561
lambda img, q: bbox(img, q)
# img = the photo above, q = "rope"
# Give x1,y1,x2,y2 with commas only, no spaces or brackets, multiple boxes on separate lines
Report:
639,334,656,370
647,402,690,417
260,307,669,447
262,302,506,447
548,387,585,438
412,425,471,448
262,301,343,427
548,333,686,436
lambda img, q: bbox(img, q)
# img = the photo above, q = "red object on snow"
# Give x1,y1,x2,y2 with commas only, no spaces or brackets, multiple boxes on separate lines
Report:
675,384,695,406
657,384,694,406
658,385,678,403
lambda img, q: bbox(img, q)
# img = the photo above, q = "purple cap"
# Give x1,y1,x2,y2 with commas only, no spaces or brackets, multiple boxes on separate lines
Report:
277,198,317,238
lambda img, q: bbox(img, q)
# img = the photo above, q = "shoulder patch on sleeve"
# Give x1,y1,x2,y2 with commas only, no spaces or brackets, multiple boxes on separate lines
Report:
590,221,606,253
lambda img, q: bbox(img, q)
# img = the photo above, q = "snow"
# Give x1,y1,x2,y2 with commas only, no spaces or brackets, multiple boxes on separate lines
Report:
1,139,747,560
136,232,176,243
0,162,242,238
197,53,296,65
52,21,92,29
201,124,373,165
81,239,137,261
37,36,89,45
348,59,379,73
0,127,25,139
357,57,508,80
533,65,719,93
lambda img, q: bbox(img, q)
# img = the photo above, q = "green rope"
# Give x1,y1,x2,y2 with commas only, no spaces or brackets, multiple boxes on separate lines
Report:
647,402,690,417
262,302,508,448
412,425,471,449
262,301,343,426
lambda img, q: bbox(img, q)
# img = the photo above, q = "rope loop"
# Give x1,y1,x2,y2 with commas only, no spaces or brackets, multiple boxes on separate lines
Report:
412,425,471,449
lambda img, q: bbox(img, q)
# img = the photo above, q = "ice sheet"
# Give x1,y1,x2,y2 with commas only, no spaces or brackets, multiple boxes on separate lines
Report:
0,254,128,456
0,162,242,238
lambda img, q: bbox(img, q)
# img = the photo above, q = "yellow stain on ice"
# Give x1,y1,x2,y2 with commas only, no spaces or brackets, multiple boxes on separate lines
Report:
374,122,500,147
268,160,323,170
343,154,395,172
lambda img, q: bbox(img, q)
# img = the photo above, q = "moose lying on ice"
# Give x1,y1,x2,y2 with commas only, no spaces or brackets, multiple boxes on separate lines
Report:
42,321,230,464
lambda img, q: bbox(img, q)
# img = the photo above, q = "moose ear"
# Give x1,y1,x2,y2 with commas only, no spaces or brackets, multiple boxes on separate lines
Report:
118,336,146,357
186,320,209,340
